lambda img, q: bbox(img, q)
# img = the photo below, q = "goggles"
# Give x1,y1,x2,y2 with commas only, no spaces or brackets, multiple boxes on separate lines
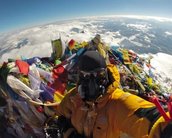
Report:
77,68,109,101
78,68,107,82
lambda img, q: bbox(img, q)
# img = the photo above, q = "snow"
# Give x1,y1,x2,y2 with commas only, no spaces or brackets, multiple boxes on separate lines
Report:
151,53,172,92
151,53,172,79
139,53,172,92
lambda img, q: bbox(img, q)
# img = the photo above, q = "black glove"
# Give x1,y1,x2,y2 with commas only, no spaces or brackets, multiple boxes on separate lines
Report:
44,116,72,138
0,96,7,107
44,116,86,138
160,122,172,138
68,130,86,138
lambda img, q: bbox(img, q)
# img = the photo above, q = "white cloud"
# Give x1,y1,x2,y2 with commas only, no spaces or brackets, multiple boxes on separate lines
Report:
165,31,172,36
0,15,172,85
99,15,172,22
126,24,152,32
144,36,151,43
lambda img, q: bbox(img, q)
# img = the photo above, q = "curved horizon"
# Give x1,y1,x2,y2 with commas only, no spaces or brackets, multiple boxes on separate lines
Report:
1,14,172,34
1,0,172,33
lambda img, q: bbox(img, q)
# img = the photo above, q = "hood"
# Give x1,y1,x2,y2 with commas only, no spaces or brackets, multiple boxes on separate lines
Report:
106,64,120,94
93,64,120,109
70,64,120,109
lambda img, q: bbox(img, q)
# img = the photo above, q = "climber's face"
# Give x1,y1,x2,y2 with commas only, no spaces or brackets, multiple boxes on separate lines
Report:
78,68,108,101
77,50,108,101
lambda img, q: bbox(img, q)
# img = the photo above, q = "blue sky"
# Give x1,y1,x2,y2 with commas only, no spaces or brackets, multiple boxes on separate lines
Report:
0,0,172,33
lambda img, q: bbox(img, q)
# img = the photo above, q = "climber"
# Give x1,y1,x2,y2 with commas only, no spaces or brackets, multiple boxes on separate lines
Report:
53,50,172,138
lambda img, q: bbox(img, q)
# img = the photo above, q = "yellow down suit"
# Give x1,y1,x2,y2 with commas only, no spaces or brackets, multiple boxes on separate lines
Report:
55,64,169,138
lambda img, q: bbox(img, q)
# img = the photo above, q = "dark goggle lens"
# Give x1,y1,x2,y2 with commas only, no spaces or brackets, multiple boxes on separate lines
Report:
79,69,107,81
